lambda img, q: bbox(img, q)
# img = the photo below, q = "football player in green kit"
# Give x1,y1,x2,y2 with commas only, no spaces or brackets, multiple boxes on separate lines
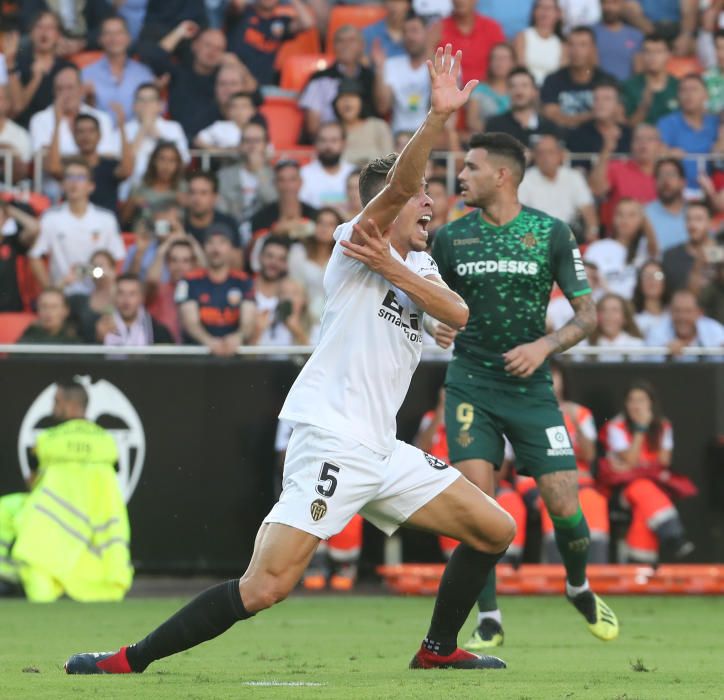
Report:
430,132,619,649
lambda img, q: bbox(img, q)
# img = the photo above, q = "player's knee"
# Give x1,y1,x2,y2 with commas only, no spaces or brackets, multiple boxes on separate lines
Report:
240,575,292,612
469,509,516,554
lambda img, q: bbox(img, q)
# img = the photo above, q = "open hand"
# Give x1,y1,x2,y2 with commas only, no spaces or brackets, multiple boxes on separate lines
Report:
340,218,395,276
503,339,550,378
427,44,478,118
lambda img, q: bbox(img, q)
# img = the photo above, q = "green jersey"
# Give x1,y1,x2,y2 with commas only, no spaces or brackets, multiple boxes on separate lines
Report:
432,206,591,384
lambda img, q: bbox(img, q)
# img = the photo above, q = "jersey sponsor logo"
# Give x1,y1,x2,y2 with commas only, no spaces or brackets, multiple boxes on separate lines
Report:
377,290,422,343
572,249,587,281
424,453,448,470
455,260,539,277
310,498,328,522
545,425,574,456
227,288,243,306
453,237,481,246
18,377,145,503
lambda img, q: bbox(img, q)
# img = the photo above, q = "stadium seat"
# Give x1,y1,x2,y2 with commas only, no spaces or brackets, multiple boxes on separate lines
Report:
326,5,387,49
272,146,316,166
0,312,37,344
279,53,334,93
666,56,703,78
260,97,305,149
68,51,104,69
275,28,322,70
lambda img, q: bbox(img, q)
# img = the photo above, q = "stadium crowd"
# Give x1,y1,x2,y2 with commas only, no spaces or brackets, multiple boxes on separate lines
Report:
0,0,722,355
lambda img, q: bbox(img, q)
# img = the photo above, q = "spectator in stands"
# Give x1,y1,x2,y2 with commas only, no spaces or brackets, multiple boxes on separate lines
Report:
4,11,74,128
82,16,155,125
46,112,133,215
540,26,616,129
17,287,81,344
644,157,688,252
662,201,716,292
299,122,355,210
20,0,113,55
427,176,451,237
592,0,644,82
176,229,256,354
116,0,150,42
513,0,565,87
194,91,262,150
97,273,173,345
485,67,561,147
548,259,605,330
465,43,515,133
698,1,724,69
217,122,277,226
29,66,117,161
68,248,118,342
122,83,190,196
146,238,200,343
288,207,343,326
518,134,599,242
372,11,431,136
646,288,724,357
703,29,724,113
253,275,312,346
29,159,125,295
0,86,31,181
335,79,394,166
657,74,719,195
343,169,363,219
622,34,679,127
251,234,290,340
558,0,601,34
300,25,374,140
622,0,699,57
427,0,505,84
363,0,410,59
227,0,314,87
588,123,660,211
576,292,644,360
0,201,40,312
566,82,632,162
632,260,672,337
208,62,260,133
121,142,187,228
698,244,724,324
599,381,693,563
184,172,243,268
137,0,208,45
249,160,319,247
584,198,656,299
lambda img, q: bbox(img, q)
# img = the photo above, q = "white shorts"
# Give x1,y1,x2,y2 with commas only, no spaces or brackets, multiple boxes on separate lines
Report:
263,424,461,539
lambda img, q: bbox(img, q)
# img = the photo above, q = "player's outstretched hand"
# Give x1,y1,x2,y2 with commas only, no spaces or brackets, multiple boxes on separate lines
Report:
434,322,458,349
427,43,478,118
503,339,550,378
341,218,396,277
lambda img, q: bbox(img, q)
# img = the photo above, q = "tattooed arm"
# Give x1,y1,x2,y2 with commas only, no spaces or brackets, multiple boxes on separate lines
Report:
503,294,596,378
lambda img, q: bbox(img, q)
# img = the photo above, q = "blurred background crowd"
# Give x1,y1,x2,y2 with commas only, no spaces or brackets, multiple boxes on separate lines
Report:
0,0,722,356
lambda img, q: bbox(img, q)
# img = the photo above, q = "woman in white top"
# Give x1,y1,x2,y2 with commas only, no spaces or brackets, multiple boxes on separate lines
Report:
583,198,657,300
513,0,566,86
288,207,343,326
576,293,644,362
632,260,671,338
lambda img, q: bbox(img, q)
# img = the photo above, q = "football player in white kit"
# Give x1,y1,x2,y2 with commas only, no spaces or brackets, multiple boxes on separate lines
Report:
64,45,516,676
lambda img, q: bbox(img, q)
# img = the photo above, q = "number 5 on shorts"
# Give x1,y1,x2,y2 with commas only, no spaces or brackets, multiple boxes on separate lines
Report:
316,463,340,498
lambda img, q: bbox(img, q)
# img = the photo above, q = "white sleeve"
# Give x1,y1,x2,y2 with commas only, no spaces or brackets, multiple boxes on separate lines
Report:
298,79,322,112
172,122,190,164
14,126,32,163
417,252,439,278
579,411,597,442
606,422,631,453
324,215,364,293
274,419,294,452
571,169,594,208
661,422,673,451
0,55,7,85
29,214,52,257
29,113,48,154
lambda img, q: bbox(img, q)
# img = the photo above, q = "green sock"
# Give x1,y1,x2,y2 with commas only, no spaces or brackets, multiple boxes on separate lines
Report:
476,566,497,613
552,506,590,587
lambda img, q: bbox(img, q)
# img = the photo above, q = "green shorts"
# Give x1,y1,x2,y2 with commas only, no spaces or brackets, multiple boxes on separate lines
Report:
444,358,576,478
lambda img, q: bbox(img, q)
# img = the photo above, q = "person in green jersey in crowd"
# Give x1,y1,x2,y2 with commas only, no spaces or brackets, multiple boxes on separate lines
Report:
0,380,132,602
429,132,619,649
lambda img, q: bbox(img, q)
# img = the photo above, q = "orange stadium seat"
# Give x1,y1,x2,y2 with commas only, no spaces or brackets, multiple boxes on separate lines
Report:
666,56,703,78
275,28,322,70
260,97,304,149
68,51,104,69
0,312,37,344
280,53,334,93
326,5,387,49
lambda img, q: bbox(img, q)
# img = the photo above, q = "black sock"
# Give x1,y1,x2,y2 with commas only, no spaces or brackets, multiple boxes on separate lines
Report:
425,544,506,656
126,579,252,672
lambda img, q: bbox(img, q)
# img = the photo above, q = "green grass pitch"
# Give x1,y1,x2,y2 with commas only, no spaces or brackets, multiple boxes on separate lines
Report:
2,594,722,699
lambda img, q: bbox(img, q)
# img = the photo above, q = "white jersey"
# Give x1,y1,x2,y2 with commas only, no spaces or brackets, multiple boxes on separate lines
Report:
279,216,439,455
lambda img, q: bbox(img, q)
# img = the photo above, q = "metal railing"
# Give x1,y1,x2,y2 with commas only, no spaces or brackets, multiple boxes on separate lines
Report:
0,344,722,358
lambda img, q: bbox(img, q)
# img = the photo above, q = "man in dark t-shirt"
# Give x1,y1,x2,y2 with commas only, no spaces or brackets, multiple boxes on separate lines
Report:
0,201,39,311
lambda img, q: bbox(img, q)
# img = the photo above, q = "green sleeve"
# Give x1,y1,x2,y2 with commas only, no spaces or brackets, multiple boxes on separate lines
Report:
431,225,454,288
550,220,591,300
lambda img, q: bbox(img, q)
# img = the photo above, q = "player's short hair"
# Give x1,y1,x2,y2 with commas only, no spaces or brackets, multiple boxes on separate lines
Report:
654,157,685,180
56,379,89,411
468,132,527,185
358,153,399,206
